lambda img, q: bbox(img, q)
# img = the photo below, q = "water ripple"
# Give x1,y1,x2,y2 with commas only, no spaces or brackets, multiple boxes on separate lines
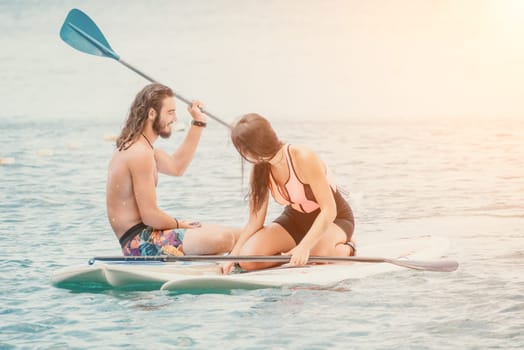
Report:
1,117,523,349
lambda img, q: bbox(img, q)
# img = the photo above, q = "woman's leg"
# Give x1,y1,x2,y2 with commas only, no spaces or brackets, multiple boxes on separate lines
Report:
309,223,355,256
238,223,296,271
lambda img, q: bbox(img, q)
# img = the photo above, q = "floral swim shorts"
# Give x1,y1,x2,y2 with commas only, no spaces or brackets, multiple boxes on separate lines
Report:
120,223,185,256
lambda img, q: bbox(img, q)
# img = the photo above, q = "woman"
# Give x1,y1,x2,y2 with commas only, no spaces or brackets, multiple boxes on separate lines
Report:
223,113,355,274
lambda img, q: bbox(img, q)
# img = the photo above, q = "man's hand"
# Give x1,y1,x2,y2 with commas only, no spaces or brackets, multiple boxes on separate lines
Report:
177,220,202,229
188,100,206,123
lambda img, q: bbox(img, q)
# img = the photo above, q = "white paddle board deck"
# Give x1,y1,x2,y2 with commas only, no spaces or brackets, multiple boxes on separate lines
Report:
52,235,450,291
161,235,450,291
52,261,221,290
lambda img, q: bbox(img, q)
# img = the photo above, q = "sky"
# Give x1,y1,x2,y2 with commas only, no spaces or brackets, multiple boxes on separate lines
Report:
0,0,523,122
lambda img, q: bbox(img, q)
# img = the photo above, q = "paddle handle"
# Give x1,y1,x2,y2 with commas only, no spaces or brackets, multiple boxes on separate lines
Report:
118,58,232,129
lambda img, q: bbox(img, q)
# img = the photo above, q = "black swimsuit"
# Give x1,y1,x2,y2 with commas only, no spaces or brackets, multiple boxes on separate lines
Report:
273,189,355,245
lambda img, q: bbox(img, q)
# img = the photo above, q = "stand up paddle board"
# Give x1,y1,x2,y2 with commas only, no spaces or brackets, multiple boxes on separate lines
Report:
51,235,454,291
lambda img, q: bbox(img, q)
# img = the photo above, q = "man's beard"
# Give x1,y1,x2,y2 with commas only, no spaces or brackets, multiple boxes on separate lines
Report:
153,116,172,138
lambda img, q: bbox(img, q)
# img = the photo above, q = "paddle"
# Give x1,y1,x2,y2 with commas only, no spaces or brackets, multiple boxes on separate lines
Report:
59,8,232,129
89,255,459,272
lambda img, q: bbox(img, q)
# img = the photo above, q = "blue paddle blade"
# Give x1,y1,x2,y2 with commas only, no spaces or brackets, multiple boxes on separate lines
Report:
60,8,120,60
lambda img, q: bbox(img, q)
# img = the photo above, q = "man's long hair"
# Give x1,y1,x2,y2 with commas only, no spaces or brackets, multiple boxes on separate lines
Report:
116,83,174,151
231,113,283,212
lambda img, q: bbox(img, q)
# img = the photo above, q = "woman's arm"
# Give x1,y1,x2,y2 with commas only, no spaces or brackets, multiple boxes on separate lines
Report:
285,146,337,265
230,194,269,255
221,169,270,274
232,165,271,254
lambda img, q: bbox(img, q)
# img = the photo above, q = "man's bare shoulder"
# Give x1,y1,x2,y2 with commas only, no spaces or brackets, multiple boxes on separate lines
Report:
110,142,153,164
107,142,153,237
108,143,154,182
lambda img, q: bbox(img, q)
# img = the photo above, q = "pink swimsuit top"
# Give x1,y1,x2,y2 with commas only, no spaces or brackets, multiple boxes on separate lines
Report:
269,144,336,213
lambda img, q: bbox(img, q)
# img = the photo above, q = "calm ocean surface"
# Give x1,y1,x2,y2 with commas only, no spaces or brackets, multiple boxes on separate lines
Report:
1,1,524,349
2,118,523,349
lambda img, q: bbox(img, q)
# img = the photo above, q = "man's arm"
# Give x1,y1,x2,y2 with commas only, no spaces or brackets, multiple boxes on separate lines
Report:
154,124,204,176
156,100,207,176
129,148,179,229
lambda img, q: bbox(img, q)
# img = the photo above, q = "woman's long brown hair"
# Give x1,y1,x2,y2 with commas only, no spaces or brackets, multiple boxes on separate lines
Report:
231,114,284,212
116,83,174,151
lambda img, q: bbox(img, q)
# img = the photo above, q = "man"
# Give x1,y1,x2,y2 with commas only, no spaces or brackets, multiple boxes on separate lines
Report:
106,83,239,256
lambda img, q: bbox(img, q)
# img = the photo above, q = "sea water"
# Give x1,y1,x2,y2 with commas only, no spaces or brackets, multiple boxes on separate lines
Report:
1,1,524,349
1,117,523,349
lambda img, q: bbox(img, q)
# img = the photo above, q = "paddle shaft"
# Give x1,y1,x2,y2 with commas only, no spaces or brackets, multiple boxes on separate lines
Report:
64,10,231,129
90,255,458,272
118,58,231,129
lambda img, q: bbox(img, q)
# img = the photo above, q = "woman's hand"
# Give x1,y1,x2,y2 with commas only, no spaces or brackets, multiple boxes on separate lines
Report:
221,261,236,275
283,244,311,266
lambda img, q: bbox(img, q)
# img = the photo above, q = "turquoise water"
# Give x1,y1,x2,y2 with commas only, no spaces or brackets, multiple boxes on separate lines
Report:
2,1,524,349
1,118,523,349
